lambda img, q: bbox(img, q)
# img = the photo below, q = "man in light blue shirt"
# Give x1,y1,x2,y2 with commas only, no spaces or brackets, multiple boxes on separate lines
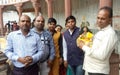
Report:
32,15,55,75
4,15,44,75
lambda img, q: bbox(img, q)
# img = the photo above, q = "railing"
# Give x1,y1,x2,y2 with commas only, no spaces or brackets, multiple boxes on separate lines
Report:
0,0,30,5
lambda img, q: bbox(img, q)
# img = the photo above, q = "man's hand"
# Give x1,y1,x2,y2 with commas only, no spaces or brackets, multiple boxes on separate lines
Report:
64,61,68,68
24,56,33,67
59,57,63,65
78,40,85,49
17,57,27,64
17,56,33,67
47,59,53,68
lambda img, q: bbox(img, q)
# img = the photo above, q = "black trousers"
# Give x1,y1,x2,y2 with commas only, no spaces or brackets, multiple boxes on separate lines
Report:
88,72,108,75
13,63,39,75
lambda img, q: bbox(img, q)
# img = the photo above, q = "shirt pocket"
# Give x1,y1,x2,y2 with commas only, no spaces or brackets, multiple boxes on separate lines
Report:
41,36,49,45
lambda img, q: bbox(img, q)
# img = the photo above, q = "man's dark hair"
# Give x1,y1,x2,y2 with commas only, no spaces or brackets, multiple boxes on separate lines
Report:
100,6,113,18
48,18,57,24
65,15,76,23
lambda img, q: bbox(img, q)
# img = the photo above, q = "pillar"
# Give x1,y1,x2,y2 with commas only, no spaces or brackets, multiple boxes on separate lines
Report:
99,0,113,25
109,52,119,75
0,6,4,36
99,0,113,8
14,3,23,17
46,0,53,18
31,0,41,17
64,0,72,18
99,1,119,75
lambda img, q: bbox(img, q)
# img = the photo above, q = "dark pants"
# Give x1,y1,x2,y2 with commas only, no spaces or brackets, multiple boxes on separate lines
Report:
13,63,39,75
88,72,108,75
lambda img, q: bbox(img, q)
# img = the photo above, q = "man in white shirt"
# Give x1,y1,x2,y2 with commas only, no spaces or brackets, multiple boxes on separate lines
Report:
78,6,118,75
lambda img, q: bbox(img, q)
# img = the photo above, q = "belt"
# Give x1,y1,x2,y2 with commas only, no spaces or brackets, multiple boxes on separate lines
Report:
14,63,37,70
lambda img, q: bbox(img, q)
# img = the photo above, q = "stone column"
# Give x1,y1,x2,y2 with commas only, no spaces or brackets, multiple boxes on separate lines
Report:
64,0,72,18
45,0,53,18
14,3,23,17
99,1,119,75
31,0,41,17
99,0,113,25
109,52,119,75
99,0,113,8
0,6,4,36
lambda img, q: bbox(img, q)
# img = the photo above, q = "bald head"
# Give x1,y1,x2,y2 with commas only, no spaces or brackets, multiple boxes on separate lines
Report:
35,15,45,22
97,7,112,29
19,15,31,22
34,15,45,31
99,6,112,18
19,15,31,32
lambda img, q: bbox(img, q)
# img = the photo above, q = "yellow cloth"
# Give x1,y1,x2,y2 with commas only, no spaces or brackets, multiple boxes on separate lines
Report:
0,37,7,52
76,32,93,47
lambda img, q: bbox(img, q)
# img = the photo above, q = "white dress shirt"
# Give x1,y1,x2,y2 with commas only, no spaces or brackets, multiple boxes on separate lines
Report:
63,36,67,61
82,25,118,74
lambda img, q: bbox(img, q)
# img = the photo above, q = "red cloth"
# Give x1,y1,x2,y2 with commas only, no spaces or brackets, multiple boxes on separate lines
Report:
59,64,67,75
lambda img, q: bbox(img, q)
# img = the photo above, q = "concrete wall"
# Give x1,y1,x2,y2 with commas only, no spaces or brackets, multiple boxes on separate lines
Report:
40,0,98,29
2,0,120,29
113,0,120,54
3,0,98,28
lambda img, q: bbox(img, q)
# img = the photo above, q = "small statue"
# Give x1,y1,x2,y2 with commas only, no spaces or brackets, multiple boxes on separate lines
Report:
80,16,90,28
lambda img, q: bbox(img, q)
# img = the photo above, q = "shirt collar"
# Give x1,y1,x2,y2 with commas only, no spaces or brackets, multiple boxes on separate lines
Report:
16,29,33,36
68,27,77,35
32,27,44,34
99,25,111,31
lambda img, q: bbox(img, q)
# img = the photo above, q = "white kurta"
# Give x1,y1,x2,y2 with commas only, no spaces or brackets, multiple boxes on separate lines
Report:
82,25,118,74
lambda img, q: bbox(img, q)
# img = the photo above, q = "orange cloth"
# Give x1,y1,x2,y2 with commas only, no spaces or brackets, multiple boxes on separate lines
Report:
49,31,61,75
49,57,60,75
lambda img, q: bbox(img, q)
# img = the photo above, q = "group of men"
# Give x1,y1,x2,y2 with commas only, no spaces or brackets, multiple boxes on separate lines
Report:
4,6,118,75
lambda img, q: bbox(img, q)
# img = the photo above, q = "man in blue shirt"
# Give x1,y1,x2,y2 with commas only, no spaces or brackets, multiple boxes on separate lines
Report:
32,15,55,75
4,15,44,75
